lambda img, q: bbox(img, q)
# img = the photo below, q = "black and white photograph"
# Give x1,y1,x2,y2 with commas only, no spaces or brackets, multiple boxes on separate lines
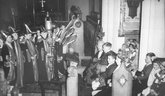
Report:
0,0,165,96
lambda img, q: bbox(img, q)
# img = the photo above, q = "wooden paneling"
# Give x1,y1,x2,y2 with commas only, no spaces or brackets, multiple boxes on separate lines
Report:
84,16,98,56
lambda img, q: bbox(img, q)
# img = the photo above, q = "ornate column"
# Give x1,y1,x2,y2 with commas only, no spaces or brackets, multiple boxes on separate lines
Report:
139,0,165,71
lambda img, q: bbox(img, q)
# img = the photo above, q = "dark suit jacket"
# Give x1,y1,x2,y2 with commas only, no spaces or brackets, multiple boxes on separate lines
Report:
136,64,153,88
137,64,153,80
99,51,115,65
100,62,118,80
96,62,118,90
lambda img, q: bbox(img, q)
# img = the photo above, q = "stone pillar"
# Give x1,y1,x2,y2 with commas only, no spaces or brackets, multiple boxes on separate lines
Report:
101,0,124,52
139,0,165,71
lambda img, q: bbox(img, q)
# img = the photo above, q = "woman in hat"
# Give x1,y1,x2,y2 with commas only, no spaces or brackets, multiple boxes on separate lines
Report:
1,30,16,86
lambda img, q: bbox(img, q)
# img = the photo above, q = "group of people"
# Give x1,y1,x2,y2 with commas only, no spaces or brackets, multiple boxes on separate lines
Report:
132,53,165,96
83,39,165,96
0,23,79,95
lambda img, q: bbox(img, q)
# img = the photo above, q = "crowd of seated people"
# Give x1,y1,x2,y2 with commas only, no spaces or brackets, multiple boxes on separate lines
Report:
133,56,165,96
91,51,117,96
83,41,115,85
83,39,165,96
132,52,156,96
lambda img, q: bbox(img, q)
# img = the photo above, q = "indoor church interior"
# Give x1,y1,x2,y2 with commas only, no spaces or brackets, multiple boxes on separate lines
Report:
0,0,165,96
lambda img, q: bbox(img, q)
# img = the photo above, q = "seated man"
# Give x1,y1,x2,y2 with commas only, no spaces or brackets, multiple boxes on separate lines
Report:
84,42,114,85
132,52,156,96
146,58,165,96
99,42,114,65
92,51,118,96
92,40,105,63
141,58,161,96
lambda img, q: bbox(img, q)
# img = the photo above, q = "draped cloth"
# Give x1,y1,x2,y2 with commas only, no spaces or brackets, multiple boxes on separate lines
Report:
26,40,38,82
13,40,24,87
5,44,16,83
43,39,54,81
20,43,34,84
36,40,48,81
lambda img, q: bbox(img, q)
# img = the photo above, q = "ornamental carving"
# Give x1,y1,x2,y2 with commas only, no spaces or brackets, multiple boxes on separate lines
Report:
119,0,141,36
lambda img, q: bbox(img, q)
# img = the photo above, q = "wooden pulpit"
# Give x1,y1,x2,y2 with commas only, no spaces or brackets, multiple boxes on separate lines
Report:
71,17,84,57
112,62,133,96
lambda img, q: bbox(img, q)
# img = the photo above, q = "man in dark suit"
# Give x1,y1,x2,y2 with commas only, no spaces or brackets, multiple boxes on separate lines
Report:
92,40,104,63
83,40,104,84
132,52,156,96
11,31,24,88
92,51,118,96
99,42,115,65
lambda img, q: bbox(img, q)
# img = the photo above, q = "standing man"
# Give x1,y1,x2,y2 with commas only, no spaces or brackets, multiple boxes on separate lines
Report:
36,30,48,81
11,30,24,88
25,32,38,82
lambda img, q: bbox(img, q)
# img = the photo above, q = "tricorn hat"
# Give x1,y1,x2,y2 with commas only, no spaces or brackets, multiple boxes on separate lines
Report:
8,26,16,33
0,30,11,41
24,24,37,34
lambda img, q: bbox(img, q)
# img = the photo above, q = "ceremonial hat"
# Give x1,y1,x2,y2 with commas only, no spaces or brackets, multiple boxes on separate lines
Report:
8,26,16,33
62,33,77,46
0,30,11,41
24,24,37,34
